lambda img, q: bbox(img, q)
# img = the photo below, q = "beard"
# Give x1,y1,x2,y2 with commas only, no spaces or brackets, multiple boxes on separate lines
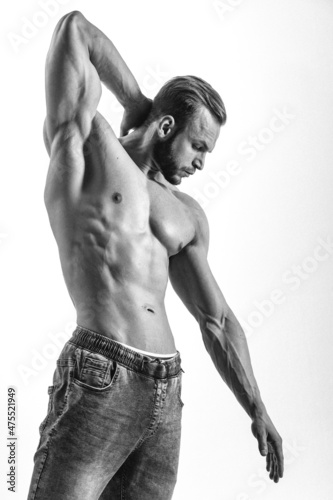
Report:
152,131,182,185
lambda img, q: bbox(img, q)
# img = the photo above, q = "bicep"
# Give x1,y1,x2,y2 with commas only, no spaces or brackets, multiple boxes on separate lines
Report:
169,243,229,325
169,198,229,322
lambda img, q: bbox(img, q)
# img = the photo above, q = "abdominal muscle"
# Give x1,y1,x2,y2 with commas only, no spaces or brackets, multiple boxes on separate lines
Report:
57,210,178,355
74,280,177,355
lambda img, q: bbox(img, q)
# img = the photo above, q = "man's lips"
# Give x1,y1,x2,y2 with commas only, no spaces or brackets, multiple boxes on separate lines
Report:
184,169,195,176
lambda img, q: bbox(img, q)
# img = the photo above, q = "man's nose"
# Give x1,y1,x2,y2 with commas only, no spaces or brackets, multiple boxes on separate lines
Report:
193,158,204,170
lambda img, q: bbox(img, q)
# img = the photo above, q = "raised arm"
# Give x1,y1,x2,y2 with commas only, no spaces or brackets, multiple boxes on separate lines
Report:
169,198,284,482
44,10,151,204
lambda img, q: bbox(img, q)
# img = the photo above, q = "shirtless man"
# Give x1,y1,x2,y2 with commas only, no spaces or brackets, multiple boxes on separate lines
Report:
28,10,283,500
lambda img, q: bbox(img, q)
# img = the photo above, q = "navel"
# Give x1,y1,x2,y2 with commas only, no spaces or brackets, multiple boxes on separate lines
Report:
142,304,156,314
112,192,122,204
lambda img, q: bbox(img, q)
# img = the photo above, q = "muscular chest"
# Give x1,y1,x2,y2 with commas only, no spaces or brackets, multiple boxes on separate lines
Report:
147,181,196,256
80,180,195,257
76,163,195,257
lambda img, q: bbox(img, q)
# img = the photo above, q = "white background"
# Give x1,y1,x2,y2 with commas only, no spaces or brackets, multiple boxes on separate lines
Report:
1,0,333,499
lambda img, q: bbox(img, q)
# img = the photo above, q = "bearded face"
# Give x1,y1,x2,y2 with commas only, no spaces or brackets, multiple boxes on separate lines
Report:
152,128,184,185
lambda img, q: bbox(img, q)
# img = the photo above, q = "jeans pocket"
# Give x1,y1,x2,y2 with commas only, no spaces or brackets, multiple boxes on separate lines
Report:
73,348,119,392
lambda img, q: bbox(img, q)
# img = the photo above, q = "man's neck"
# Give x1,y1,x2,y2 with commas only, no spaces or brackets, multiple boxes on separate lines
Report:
118,126,178,191
119,127,158,175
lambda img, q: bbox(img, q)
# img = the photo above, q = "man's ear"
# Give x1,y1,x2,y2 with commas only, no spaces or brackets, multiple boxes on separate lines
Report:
157,115,176,139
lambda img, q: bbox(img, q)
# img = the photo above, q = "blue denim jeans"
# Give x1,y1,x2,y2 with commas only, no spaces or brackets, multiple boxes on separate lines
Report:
28,326,184,499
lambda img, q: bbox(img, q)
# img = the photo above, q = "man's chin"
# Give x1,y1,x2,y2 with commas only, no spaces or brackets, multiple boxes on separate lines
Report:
161,171,182,185
167,175,182,186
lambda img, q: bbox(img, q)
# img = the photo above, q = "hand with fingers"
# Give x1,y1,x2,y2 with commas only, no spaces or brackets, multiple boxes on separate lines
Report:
251,412,284,483
120,96,153,137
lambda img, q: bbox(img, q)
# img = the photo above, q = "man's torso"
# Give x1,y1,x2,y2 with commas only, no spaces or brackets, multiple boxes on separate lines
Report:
46,112,198,353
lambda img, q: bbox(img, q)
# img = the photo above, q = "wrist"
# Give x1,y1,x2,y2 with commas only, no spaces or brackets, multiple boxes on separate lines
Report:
123,91,148,111
250,401,267,421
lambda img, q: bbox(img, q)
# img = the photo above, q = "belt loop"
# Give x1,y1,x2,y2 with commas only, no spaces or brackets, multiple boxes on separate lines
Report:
140,356,150,372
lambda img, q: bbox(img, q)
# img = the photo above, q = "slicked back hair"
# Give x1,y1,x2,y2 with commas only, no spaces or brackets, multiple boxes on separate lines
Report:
146,75,227,130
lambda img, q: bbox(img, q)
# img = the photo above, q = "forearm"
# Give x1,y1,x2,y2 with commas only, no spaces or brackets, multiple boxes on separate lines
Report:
201,308,284,480
77,11,144,110
201,308,266,419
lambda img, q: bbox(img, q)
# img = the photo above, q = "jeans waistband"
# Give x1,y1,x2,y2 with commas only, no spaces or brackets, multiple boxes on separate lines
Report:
70,326,182,379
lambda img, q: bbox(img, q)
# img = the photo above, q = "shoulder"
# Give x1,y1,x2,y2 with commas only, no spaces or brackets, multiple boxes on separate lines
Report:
174,190,210,251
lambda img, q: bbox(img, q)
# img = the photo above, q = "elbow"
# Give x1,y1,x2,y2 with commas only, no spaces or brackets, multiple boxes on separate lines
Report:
200,315,227,357
59,10,85,26
198,308,228,339
198,302,232,351
52,11,85,42
196,291,231,334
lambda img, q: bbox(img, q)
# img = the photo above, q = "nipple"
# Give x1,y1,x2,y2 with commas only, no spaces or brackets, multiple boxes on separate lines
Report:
112,192,122,203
